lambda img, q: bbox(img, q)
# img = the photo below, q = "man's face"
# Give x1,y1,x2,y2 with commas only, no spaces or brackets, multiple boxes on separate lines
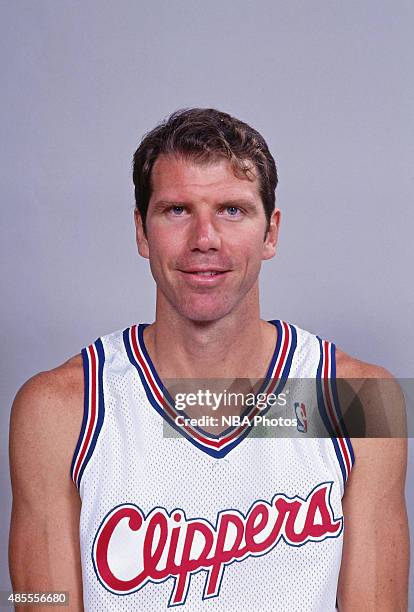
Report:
135,154,280,322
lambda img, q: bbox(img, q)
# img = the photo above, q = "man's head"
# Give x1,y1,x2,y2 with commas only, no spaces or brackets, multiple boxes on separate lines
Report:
133,108,278,235
132,108,280,323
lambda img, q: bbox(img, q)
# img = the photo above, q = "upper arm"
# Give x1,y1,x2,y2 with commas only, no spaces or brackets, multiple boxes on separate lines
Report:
336,361,409,611
9,362,84,610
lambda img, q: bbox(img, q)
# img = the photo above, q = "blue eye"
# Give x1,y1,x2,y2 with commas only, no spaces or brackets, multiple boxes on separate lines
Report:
169,206,185,215
226,206,241,216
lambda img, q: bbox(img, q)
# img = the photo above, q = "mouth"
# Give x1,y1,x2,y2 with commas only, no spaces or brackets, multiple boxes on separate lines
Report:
181,270,226,276
178,269,230,285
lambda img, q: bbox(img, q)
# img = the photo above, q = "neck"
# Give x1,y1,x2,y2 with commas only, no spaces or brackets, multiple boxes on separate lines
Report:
143,287,277,379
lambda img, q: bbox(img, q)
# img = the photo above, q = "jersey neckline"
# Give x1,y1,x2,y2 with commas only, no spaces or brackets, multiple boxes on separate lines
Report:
123,320,297,459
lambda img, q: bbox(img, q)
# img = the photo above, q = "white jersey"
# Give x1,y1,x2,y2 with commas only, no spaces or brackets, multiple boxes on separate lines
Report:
71,320,354,611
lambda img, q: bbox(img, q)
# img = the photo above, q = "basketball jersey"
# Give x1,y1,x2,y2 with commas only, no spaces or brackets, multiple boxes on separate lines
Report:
71,320,354,611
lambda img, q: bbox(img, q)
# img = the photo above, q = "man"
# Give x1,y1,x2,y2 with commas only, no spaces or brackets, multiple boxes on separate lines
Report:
9,108,409,610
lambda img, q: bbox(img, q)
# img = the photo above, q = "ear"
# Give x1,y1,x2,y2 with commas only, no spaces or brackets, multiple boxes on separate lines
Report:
134,209,150,259
262,208,281,261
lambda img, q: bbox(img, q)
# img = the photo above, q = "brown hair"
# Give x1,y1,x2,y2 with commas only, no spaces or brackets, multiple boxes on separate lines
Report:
132,108,278,234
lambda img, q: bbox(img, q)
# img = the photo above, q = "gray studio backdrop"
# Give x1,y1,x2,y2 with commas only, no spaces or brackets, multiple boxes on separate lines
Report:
1,0,413,606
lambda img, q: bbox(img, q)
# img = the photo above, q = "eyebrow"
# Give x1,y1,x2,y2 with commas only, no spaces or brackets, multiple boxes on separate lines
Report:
152,199,258,212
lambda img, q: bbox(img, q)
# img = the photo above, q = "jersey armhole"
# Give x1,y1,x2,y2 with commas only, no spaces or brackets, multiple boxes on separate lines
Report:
316,337,355,490
70,338,106,490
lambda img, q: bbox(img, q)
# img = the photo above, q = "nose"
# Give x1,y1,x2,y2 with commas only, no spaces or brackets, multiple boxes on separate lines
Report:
189,212,221,252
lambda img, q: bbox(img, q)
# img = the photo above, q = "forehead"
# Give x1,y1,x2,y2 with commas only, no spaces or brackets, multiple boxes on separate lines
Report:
150,154,260,203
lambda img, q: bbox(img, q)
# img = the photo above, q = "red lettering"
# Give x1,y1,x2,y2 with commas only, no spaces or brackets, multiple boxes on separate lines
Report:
95,506,145,592
205,513,245,597
171,520,214,603
94,483,343,605
244,503,269,552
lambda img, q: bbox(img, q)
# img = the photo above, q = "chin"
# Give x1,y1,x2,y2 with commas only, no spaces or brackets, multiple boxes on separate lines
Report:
177,296,235,323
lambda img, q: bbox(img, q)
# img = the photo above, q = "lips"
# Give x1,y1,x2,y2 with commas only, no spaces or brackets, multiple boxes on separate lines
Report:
178,268,230,286
181,270,226,276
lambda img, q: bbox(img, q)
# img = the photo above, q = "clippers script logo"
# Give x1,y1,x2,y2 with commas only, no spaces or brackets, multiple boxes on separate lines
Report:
295,401,308,433
93,482,342,606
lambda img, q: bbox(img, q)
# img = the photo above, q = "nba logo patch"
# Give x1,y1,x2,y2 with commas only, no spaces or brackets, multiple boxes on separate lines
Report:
294,402,307,433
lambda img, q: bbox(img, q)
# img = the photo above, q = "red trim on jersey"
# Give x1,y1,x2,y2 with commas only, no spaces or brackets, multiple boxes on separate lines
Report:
73,344,98,486
321,340,352,479
129,321,293,452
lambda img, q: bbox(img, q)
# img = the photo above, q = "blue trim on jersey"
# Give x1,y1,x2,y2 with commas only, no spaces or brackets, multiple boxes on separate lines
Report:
123,322,297,459
137,321,294,453
330,343,355,466
72,338,106,488
316,337,336,438
345,437,355,467
265,320,284,379
272,320,297,384
186,319,292,440
70,347,90,483
137,320,286,390
77,338,106,487
147,319,295,441
124,326,254,458
330,343,351,438
137,323,162,388
316,337,355,488
330,437,347,488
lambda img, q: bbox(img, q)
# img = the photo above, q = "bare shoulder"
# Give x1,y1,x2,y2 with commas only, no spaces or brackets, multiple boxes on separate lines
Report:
335,347,407,471
11,354,84,433
335,346,393,380
9,357,86,597
15,352,84,397
16,350,82,396
10,354,85,488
